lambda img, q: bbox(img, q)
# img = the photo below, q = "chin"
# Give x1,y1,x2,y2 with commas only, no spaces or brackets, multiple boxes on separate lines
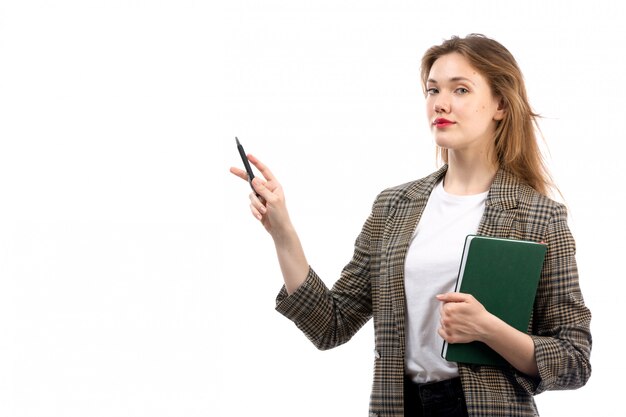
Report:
433,136,457,150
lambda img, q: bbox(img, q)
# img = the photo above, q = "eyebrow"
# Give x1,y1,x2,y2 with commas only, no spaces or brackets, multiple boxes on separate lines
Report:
426,76,476,86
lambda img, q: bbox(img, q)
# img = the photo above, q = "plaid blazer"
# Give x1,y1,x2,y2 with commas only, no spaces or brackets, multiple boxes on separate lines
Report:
276,166,591,417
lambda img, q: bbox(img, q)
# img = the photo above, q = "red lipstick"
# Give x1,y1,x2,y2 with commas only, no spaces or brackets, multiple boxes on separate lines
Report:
433,118,455,128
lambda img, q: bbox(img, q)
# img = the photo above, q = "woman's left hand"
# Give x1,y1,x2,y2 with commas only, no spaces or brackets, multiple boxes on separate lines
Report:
436,292,494,344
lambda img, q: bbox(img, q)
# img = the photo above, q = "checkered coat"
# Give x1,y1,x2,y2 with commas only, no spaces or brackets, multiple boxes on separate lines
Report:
276,166,592,417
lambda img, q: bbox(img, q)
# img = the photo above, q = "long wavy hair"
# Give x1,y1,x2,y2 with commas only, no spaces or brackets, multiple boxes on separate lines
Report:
421,34,553,196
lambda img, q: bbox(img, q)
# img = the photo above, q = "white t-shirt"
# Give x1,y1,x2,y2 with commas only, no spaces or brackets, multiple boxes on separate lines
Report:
404,180,488,383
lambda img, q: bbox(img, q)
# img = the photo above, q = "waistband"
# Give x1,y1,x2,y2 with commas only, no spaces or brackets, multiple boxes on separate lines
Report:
404,375,464,405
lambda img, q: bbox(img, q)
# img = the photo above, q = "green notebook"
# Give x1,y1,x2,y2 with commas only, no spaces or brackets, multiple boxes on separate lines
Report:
441,235,547,366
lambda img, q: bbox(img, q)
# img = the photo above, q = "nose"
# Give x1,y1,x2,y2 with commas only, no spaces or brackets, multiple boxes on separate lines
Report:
433,95,450,113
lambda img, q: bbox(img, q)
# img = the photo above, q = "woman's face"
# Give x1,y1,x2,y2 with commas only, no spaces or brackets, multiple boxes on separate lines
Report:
425,52,504,159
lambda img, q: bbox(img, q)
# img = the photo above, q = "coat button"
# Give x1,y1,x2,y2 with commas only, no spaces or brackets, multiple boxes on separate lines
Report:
374,349,381,359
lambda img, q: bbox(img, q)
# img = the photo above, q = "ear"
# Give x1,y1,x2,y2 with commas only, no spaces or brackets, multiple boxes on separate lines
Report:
493,97,506,121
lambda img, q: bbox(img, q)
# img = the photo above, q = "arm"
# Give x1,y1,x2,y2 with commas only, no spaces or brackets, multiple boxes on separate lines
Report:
230,154,308,294
437,292,539,377
438,203,592,390
274,200,375,350
231,155,374,350
530,204,591,393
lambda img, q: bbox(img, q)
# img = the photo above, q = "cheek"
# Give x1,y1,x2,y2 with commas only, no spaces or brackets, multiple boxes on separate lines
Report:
425,98,433,112
470,105,495,126
425,103,435,120
473,102,490,113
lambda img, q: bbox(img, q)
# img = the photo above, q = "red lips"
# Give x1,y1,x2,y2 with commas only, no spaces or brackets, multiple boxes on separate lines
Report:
433,118,456,127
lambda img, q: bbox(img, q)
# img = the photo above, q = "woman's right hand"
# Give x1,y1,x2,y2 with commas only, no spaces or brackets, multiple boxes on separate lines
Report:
230,154,293,239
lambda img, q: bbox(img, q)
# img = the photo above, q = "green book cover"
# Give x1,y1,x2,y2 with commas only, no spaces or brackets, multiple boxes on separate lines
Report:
442,235,547,366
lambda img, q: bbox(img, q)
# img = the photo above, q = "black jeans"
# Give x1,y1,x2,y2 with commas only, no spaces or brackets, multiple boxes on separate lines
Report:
404,376,469,417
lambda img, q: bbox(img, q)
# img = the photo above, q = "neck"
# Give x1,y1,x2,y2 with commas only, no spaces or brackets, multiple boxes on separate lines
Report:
443,151,498,195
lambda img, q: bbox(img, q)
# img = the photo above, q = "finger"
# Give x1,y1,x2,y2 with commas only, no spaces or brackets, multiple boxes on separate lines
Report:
436,292,468,303
438,327,450,342
440,301,457,320
440,302,449,315
251,177,275,203
249,202,265,220
249,191,267,214
230,167,250,182
247,154,276,182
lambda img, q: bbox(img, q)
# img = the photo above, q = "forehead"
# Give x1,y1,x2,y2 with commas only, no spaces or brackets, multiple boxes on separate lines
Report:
427,52,486,85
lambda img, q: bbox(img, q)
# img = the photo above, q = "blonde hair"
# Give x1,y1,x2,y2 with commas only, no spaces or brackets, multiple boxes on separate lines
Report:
421,34,553,196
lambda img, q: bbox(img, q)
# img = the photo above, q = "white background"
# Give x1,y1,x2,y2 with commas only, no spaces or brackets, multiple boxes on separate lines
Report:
1,1,624,416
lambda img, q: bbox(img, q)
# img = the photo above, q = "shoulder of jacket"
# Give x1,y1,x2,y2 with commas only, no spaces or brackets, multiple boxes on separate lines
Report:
489,168,566,216
516,180,567,215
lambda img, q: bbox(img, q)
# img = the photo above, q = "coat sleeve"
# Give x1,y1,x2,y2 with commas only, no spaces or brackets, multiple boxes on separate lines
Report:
530,203,592,393
274,200,378,351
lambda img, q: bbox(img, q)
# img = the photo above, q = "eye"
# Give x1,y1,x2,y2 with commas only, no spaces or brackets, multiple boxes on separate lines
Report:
455,87,469,94
426,87,439,95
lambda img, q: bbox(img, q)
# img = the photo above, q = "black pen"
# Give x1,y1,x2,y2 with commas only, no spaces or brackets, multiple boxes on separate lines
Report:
235,137,257,192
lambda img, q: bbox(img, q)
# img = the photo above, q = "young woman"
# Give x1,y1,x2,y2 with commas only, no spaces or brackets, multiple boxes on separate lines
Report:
230,34,591,417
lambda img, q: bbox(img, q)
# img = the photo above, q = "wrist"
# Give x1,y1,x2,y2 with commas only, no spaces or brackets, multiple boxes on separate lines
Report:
477,311,502,344
271,222,298,247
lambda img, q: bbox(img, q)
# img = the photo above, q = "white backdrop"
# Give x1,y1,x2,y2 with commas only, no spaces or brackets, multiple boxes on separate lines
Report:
1,1,624,416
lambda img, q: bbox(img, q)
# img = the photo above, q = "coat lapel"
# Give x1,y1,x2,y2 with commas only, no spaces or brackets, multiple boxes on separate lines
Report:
476,168,520,239
385,166,447,355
